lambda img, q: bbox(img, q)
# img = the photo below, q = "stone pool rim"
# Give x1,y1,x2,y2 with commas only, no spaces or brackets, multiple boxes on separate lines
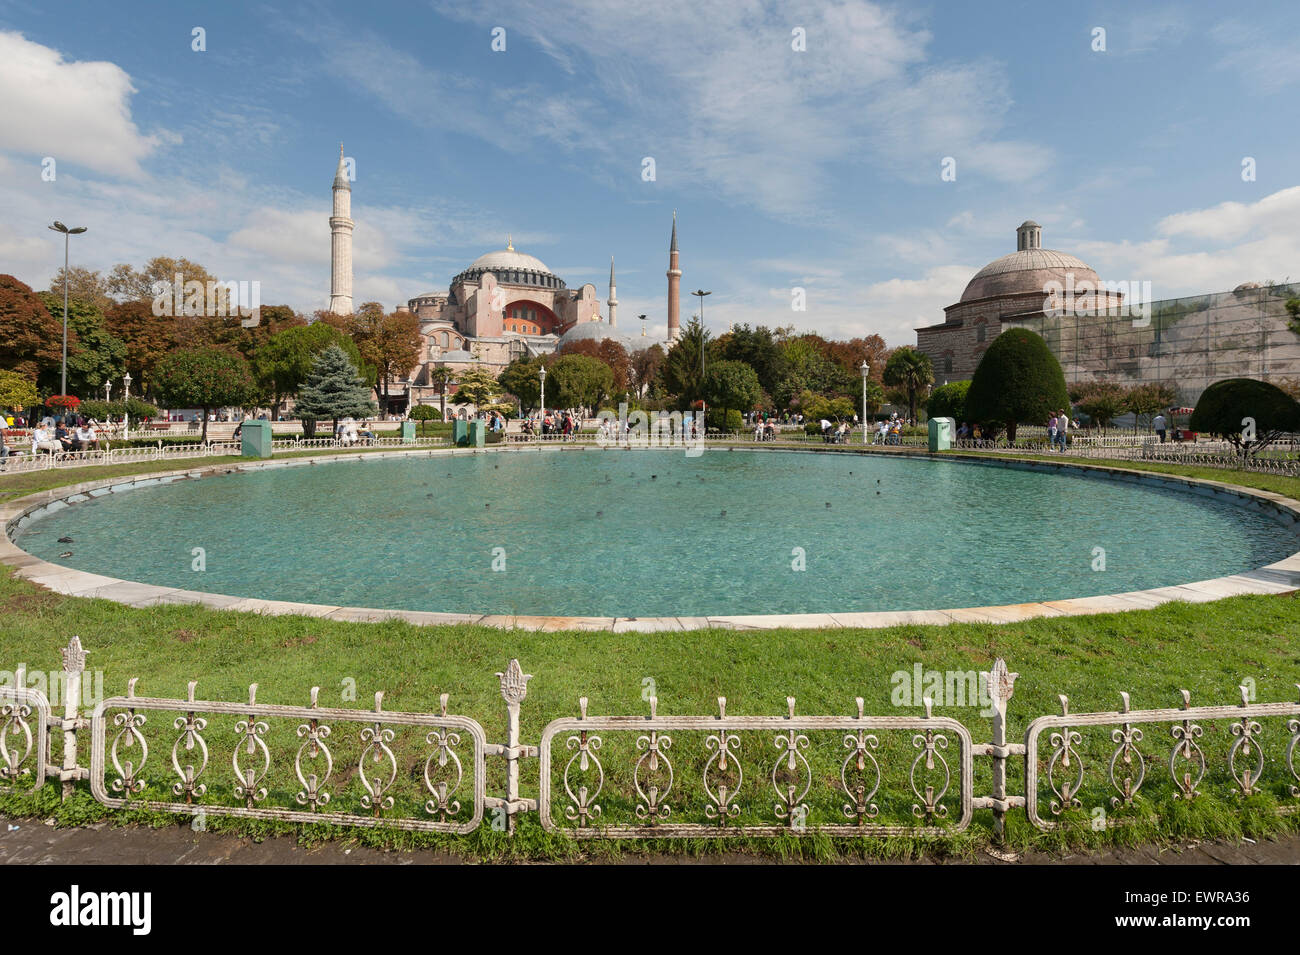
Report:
3,444,1299,632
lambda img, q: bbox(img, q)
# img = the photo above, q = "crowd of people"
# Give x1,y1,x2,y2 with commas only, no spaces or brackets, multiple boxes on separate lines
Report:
0,413,103,463
522,410,581,438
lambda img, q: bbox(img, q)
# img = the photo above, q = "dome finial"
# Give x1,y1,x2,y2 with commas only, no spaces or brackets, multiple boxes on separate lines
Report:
506,234,513,251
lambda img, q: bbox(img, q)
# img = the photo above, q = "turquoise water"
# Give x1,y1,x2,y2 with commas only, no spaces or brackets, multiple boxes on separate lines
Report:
16,450,1298,617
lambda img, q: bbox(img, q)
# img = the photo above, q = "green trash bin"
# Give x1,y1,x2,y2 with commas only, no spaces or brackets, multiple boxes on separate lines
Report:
467,420,486,448
927,416,954,452
401,420,416,443
241,419,273,458
453,419,469,446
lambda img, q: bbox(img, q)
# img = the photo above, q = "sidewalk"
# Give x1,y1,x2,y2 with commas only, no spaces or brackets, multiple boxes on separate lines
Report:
3,817,1297,864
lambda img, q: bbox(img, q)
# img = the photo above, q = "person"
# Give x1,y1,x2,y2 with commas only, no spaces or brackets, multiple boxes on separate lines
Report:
31,424,61,455
1047,412,1058,451
1153,411,1167,443
1057,410,1070,452
0,423,9,464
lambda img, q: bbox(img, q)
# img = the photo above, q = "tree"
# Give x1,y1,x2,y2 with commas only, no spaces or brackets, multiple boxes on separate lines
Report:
630,344,665,399
450,366,502,409
0,274,68,381
1124,381,1178,429
152,347,255,443
1287,297,1300,336
408,403,441,435
48,266,114,312
1190,378,1300,458
294,345,378,436
252,321,362,416
882,346,934,423
36,292,126,396
720,324,787,397
498,358,544,412
426,366,454,419
1071,380,1128,428
558,339,632,394
0,370,39,413
349,305,421,414
925,380,970,422
182,303,306,362
965,329,1069,442
659,317,718,410
548,354,614,410
105,256,224,306
703,359,761,423
104,299,177,394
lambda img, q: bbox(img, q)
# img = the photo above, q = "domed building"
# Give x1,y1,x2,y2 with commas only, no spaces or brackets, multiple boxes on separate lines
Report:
916,221,1123,380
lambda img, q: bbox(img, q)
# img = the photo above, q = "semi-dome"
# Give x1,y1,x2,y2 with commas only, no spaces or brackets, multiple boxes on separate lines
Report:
556,318,640,351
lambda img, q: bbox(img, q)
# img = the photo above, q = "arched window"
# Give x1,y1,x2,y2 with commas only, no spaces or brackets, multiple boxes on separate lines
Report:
944,357,953,374
976,324,986,342
440,332,449,347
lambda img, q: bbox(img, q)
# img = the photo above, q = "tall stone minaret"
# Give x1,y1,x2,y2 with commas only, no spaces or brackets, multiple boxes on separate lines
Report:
329,144,354,315
607,256,618,327
666,211,680,340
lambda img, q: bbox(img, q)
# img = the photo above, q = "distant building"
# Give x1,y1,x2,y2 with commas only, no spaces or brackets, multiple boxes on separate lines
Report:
916,220,1300,406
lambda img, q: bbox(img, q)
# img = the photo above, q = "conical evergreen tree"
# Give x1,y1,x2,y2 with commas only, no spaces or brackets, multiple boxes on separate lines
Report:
295,344,377,434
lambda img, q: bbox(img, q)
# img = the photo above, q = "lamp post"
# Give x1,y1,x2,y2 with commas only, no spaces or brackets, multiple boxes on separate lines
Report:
692,289,710,429
48,221,88,397
103,381,111,402
538,365,547,436
122,371,132,439
860,360,870,445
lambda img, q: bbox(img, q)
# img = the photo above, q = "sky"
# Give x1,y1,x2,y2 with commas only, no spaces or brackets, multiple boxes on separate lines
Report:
1,0,1298,345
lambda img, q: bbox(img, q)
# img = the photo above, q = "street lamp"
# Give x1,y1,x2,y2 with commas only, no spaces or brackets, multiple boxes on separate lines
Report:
103,380,111,402
123,371,132,439
860,360,870,445
538,365,547,432
48,221,88,397
692,290,711,428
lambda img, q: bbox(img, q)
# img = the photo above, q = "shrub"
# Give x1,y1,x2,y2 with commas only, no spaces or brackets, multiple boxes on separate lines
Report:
926,380,970,421
1189,377,1300,457
965,329,1069,441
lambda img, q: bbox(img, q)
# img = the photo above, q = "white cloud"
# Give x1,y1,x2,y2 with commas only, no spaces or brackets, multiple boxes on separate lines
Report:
0,31,162,179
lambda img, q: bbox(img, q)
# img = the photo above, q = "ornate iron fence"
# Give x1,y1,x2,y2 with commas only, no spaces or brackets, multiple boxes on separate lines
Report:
5,638,1300,840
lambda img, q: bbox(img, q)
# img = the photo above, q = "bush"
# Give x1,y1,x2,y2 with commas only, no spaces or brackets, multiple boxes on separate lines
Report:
965,329,1069,441
926,380,970,421
1190,377,1300,457
705,408,744,432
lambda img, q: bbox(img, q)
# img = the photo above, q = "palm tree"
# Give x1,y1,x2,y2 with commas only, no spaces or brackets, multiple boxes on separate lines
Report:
427,367,453,420
883,347,934,423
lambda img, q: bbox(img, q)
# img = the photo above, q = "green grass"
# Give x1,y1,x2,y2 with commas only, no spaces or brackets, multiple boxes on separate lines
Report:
1,448,1299,861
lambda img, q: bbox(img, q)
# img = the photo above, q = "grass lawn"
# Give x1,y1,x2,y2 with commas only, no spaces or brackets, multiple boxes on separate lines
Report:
2,449,1299,861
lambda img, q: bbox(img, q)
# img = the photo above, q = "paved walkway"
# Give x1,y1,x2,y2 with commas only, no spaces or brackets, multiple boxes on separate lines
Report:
3,817,1297,864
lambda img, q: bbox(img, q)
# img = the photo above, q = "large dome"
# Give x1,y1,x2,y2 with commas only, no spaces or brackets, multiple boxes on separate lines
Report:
451,243,566,290
468,248,553,274
960,249,1100,302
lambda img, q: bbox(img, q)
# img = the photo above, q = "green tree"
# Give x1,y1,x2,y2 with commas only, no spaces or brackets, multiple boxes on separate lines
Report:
37,292,127,396
252,321,362,416
703,359,761,423
1190,378,1300,458
349,303,422,413
451,366,503,408
151,347,255,443
548,354,614,410
882,346,934,423
294,344,378,436
1286,297,1300,335
0,370,39,413
427,366,454,419
658,317,715,410
925,379,970,421
408,403,442,435
499,358,544,412
965,329,1069,442
720,324,786,397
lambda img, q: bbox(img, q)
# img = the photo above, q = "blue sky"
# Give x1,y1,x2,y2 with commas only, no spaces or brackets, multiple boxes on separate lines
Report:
1,0,1298,344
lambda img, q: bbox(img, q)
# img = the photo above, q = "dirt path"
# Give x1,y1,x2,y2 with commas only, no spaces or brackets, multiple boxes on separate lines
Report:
3,817,1297,864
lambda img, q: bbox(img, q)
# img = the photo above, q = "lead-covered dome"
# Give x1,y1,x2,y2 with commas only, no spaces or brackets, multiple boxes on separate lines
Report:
556,319,640,351
451,241,566,290
960,248,1100,303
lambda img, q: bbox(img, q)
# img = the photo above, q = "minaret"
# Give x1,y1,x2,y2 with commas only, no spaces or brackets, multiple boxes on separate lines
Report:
666,211,680,340
607,256,618,327
329,144,354,315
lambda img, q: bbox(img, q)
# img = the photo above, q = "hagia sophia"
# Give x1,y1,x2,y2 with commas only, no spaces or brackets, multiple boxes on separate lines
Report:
327,146,681,413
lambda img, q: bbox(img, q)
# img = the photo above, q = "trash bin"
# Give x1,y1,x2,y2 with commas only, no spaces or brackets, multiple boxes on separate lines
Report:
453,419,469,446
927,416,954,452
241,419,273,458
467,420,486,447
401,420,416,443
